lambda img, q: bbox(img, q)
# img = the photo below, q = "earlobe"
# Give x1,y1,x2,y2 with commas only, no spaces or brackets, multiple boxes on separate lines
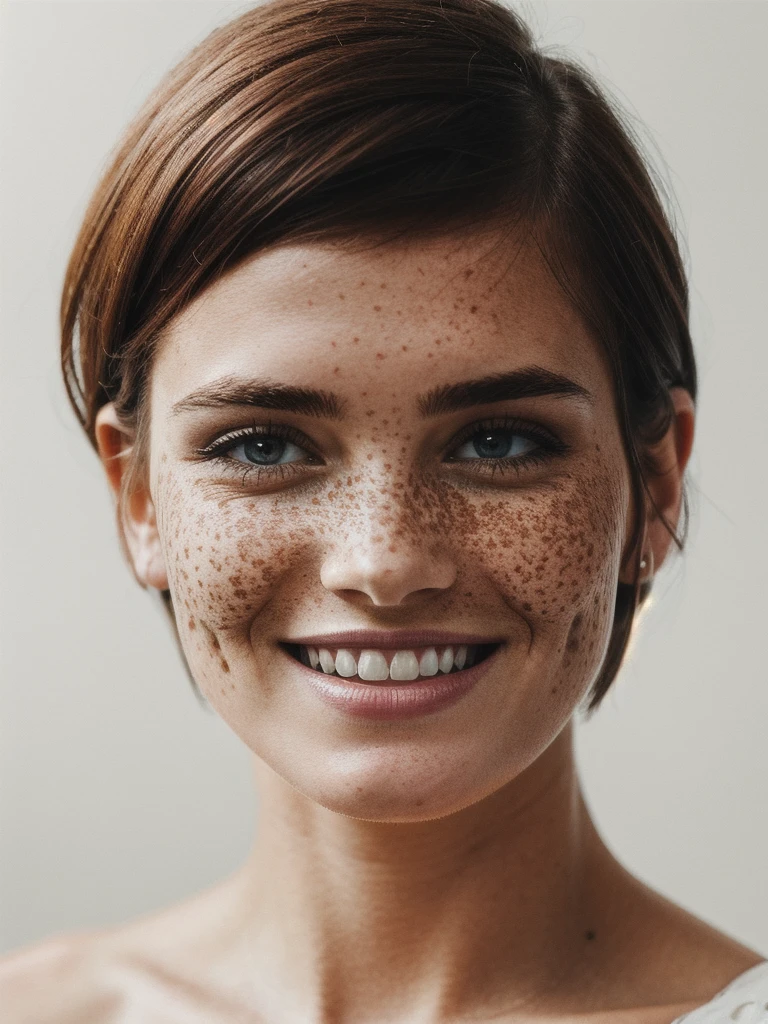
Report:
94,403,169,591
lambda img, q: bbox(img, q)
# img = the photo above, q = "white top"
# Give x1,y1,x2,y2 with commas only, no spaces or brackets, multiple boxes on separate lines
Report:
672,963,768,1023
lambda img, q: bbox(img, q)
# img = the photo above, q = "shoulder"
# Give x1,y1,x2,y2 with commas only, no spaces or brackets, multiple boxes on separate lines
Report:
0,931,125,1024
673,961,768,1023
0,886,247,1024
587,849,766,1017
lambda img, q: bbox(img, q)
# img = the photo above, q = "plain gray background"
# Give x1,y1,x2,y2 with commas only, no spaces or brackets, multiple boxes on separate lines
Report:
1,0,766,956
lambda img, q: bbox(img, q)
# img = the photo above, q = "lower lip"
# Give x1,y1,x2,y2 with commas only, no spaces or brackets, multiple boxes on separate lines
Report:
289,648,501,721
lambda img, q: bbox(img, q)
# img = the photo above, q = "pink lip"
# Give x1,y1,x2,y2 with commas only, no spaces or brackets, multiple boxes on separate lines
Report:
284,629,504,648
284,643,503,721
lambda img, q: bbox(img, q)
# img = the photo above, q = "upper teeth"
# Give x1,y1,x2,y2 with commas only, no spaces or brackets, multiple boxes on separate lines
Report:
304,645,472,680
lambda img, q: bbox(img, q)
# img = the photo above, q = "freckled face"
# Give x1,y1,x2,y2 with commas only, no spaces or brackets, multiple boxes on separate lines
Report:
148,232,631,821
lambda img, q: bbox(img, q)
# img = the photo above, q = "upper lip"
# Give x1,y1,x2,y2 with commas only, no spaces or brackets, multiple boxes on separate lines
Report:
282,630,504,649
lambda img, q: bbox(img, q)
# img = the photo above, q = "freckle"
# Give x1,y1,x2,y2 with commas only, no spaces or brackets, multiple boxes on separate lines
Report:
338,293,345,299
331,340,337,347
434,338,441,345
188,618,196,631
220,660,230,673
376,352,385,360
417,267,425,276
333,366,340,374
427,352,433,358
359,280,366,286
470,305,478,314
373,304,382,312
522,602,532,612
463,268,474,279
353,336,360,344
401,345,408,351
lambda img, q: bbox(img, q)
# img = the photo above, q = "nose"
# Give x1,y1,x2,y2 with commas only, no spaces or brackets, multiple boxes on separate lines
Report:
319,508,457,608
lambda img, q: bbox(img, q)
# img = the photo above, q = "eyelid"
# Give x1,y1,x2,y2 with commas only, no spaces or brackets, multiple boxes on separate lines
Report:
444,415,568,459
194,420,321,461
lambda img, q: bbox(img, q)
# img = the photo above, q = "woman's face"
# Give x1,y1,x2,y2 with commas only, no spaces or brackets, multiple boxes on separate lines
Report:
145,231,632,821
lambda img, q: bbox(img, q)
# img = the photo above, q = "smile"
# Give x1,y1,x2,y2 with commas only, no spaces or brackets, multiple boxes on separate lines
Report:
285,643,499,683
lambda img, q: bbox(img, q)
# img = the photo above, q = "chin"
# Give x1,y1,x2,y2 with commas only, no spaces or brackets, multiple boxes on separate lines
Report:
274,742,516,824
308,783,484,824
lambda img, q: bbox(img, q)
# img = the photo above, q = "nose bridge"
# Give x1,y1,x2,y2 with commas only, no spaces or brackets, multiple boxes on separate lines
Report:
342,473,426,568
359,470,416,538
320,470,455,605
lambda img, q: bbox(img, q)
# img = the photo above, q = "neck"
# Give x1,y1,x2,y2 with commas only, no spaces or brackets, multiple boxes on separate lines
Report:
217,725,611,1022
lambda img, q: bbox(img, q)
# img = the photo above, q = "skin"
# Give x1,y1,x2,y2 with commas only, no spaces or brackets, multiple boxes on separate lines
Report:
2,230,761,1022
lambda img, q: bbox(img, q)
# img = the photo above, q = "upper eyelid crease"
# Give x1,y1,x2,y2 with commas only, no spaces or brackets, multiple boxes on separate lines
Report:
195,422,316,457
171,366,592,420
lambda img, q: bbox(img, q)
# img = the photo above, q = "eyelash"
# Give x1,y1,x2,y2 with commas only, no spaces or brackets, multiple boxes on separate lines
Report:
446,417,569,479
193,417,569,485
194,420,320,487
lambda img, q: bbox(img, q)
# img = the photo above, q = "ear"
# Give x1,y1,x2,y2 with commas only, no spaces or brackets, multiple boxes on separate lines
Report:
619,387,695,584
94,403,169,591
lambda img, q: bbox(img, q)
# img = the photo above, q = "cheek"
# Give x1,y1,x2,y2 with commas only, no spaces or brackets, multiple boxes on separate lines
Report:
154,470,319,671
427,460,628,688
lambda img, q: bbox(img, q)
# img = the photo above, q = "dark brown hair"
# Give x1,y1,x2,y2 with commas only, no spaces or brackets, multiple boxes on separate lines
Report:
60,0,697,711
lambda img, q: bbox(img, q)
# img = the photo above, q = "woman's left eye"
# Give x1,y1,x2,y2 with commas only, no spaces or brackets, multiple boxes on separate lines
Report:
450,427,539,462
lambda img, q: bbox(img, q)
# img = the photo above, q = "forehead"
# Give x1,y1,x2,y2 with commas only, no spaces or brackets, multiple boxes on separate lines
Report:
152,231,611,411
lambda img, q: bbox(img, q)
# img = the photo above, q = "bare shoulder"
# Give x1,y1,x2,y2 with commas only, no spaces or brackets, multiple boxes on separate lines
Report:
580,842,766,1021
605,860,764,1011
0,882,257,1024
0,931,125,1024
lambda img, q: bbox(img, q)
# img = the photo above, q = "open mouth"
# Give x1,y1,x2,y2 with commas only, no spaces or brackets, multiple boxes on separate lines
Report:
282,643,500,683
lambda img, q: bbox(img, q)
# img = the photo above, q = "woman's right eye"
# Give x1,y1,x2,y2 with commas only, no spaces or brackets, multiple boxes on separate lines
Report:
227,435,308,466
195,425,319,479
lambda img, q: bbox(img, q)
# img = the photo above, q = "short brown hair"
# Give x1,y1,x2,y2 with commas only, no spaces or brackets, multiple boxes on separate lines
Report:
61,0,697,710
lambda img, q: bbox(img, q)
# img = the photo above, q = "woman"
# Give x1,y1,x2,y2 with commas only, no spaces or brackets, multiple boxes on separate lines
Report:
2,0,766,1019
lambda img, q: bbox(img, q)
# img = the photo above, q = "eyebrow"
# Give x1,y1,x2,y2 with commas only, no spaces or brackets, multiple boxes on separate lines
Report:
171,365,592,420
418,366,593,416
171,376,345,419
